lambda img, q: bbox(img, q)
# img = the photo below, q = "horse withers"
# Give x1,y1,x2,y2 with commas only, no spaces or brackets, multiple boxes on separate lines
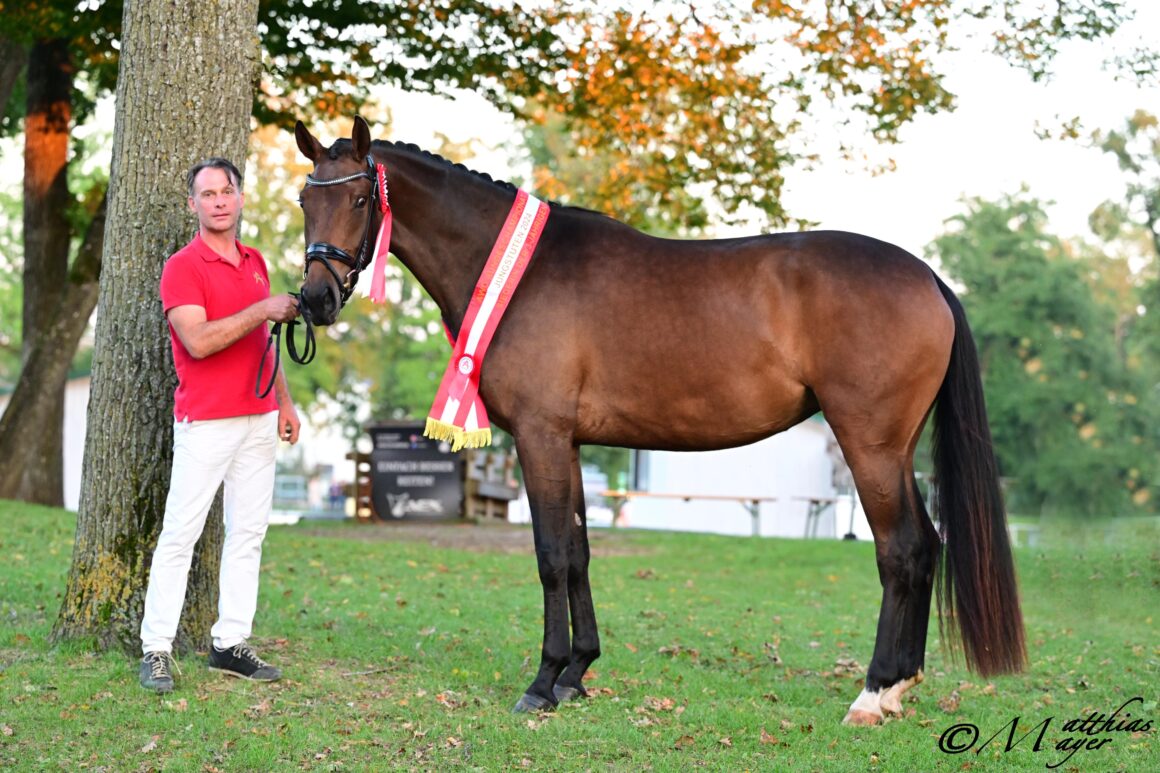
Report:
293,116,1026,725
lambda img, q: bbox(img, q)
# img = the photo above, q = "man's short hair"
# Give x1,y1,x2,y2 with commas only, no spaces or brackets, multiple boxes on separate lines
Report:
186,157,242,197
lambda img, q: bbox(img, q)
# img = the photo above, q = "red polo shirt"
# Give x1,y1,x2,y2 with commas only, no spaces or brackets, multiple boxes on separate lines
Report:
160,233,279,421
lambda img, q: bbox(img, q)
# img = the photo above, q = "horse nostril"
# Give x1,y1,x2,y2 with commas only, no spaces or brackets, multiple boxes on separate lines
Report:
301,282,337,320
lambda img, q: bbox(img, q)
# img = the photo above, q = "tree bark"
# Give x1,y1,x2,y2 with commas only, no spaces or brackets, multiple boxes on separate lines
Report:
51,0,262,653
0,191,105,496
0,37,26,118
13,38,74,506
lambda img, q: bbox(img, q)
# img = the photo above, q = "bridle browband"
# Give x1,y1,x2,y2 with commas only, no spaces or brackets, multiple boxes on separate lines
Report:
302,153,384,307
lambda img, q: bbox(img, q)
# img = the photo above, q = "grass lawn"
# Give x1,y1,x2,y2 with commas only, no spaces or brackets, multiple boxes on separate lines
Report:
1,500,1156,771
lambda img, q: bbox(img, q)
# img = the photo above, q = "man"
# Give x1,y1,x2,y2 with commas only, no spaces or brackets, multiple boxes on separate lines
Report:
139,157,301,693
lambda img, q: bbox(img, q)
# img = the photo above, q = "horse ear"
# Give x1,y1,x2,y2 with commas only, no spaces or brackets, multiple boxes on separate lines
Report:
352,116,372,160
295,120,323,162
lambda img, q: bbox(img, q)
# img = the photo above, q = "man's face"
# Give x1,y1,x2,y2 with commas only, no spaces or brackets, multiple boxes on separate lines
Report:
188,167,243,235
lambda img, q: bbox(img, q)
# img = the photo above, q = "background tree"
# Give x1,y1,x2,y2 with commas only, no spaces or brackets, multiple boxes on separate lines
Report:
0,3,118,504
0,0,1152,504
50,0,262,651
932,193,1157,516
1088,110,1160,383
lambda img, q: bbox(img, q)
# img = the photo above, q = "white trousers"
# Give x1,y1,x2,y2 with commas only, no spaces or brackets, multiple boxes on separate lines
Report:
140,411,278,654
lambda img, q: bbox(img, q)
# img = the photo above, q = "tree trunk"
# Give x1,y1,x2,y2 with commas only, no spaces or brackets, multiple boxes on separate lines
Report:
51,0,262,654
0,192,105,496
14,38,73,506
0,37,26,117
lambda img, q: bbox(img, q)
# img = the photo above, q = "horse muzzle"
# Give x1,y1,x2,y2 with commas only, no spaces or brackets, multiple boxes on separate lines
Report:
302,241,361,325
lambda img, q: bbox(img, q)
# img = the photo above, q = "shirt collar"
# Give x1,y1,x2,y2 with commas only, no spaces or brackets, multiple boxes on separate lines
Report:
193,232,250,264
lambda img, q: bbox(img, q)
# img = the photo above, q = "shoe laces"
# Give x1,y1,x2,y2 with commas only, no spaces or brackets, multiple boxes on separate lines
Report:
229,643,269,668
146,651,180,678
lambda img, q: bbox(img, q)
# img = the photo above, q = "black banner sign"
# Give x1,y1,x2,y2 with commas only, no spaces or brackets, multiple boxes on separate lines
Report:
368,423,464,520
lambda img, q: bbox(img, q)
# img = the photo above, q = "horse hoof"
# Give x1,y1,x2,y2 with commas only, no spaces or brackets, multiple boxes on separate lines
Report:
842,709,884,726
512,692,556,713
553,684,585,703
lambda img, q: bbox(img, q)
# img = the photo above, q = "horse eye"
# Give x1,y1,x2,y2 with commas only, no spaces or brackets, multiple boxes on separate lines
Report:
355,196,368,209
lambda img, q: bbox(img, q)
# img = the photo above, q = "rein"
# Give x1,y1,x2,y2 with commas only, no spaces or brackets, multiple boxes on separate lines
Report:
255,293,317,399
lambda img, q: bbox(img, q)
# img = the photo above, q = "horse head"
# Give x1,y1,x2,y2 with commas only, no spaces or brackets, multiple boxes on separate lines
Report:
294,116,380,326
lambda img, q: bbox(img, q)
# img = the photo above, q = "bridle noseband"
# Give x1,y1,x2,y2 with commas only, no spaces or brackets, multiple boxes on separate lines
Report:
303,153,385,307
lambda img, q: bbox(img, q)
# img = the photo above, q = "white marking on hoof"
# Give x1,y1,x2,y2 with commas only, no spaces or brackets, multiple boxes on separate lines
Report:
574,512,582,527
880,670,923,716
843,687,885,725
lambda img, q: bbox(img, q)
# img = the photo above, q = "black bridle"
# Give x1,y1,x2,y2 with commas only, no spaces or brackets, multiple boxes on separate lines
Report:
256,154,386,398
302,153,384,307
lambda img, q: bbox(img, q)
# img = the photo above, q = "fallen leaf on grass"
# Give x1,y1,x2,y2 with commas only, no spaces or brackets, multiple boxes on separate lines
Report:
764,642,782,664
165,698,189,712
245,699,271,718
435,691,467,710
140,735,160,754
833,657,863,676
624,642,638,653
674,735,696,750
643,696,676,712
718,737,733,747
938,690,961,713
760,727,779,745
1,725,13,737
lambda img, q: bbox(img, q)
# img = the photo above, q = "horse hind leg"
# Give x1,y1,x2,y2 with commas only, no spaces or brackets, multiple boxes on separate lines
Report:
552,448,602,703
838,440,939,726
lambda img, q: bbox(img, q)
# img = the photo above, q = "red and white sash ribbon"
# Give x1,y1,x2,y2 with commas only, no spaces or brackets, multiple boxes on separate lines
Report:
368,163,392,303
425,190,549,450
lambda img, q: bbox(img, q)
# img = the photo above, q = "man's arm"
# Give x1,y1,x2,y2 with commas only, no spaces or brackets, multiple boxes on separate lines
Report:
274,364,301,444
167,294,299,360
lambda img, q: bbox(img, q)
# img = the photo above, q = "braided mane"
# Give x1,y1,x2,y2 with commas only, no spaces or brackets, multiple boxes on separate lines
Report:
327,138,519,194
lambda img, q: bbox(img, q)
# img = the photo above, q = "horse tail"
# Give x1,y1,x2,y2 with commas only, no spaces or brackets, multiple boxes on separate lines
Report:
931,275,1026,676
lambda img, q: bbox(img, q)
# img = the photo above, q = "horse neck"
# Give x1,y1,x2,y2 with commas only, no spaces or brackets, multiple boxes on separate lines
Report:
375,145,517,337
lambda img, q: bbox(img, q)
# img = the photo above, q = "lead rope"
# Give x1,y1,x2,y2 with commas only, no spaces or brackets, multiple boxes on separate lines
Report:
255,293,316,399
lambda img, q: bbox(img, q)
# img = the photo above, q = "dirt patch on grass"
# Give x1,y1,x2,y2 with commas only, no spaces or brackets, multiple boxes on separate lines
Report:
300,520,648,556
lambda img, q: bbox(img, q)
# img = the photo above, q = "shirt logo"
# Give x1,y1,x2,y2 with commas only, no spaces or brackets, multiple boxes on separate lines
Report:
253,271,267,287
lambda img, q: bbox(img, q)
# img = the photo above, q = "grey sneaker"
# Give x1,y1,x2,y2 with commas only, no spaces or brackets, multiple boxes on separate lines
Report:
139,651,177,693
208,642,282,682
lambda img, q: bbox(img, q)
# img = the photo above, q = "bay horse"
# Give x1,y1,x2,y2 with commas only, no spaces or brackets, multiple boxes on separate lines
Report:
293,117,1025,725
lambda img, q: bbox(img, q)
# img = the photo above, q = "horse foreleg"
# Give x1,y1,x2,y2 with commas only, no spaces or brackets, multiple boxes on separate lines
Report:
512,432,576,713
842,460,938,725
553,449,601,702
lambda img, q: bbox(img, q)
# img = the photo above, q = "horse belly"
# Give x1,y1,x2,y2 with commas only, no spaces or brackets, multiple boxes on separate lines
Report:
575,325,814,451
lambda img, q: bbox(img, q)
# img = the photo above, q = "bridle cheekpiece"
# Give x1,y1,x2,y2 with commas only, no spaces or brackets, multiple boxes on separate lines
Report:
303,153,391,307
